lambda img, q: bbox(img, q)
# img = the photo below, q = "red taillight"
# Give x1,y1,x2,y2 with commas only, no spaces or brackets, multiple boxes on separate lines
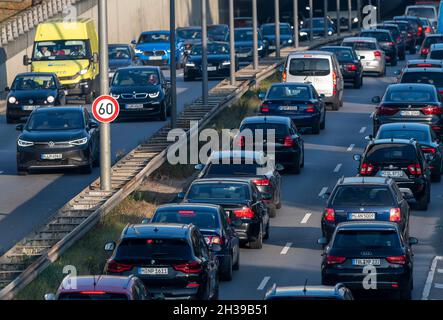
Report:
282,70,287,82
305,104,315,113
205,235,224,245
438,90,443,95
346,63,358,72
418,26,423,36
387,41,395,46
234,207,254,219
324,208,335,222
186,282,200,288
283,136,294,147
421,105,443,115
422,147,437,154
417,63,432,67
360,163,375,176
426,27,431,33
261,103,269,113
386,255,406,265
326,255,346,264
374,50,382,59
431,125,442,131
235,136,245,148
80,291,107,295
178,210,196,216
408,163,422,176
376,105,399,116
421,48,430,55
389,208,401,222
332,71,337,95
106,260,133,273
173,261,202,274
253,178,270,186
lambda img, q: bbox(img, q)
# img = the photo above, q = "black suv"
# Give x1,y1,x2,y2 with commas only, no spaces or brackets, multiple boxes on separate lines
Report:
321,177,411,242
104,223,219,300
149,203,240,281
354,139,431,210
319,222,418,300
393,16,425,47
359,29,398,66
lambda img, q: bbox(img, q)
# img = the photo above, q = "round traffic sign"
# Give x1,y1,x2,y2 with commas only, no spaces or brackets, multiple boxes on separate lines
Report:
92,95,120,123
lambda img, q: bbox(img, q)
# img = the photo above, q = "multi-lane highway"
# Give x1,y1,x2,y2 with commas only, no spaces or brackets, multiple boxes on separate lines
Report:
219,53,443,300
0,72,219,255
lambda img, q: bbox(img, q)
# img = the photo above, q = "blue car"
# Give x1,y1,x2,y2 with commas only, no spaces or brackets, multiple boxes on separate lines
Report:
234,28,268,65
131,31,182,68
260,23,294,52
299,18,335,40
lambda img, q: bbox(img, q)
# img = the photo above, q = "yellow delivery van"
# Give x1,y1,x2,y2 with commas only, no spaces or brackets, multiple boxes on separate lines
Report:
24,18,99,103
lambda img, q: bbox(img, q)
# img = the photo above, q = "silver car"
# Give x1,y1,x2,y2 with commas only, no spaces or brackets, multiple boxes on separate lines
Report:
342,37,386,77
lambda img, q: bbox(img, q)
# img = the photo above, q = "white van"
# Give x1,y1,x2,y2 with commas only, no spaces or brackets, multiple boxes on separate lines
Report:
405,5,438,30
283,51,344,110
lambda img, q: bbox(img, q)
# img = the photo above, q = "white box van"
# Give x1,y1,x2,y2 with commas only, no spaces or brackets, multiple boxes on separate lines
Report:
405,5,438,30
283,51,344,110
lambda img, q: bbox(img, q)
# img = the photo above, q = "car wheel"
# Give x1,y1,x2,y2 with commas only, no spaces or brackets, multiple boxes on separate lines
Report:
220,255,233,281
312,121,321,134
268,204,277,218
320,112,326,130
17,168,28,176
417,190,429,211
331,101,340,111
291,155,301,174
233,247,240,270
249,224,263,249
263,220,270,240
400,280,412,300
353,77,361,89
158,103,167,121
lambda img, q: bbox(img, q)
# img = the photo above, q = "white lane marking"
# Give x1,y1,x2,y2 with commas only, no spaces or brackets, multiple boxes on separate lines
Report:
257,276,271,290
422,256,443,300
333,163,342,173
318,187,328,197
301,213,312,224
280,242,292,255
347,144,355,152
435,283,443,289
359,127,367,134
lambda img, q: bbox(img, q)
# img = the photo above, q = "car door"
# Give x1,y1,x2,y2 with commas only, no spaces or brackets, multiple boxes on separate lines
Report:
84,109,98,156
251,184,269,227
197,231,218,293
333,56,344,99
290,123,303,155
220,207,239,256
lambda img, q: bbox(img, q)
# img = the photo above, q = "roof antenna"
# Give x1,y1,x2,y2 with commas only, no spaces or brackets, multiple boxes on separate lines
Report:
303,278,308,293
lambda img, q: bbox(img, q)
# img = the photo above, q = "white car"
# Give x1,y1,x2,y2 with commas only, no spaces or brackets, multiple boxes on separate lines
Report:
341,37,386,77
405,5,438,30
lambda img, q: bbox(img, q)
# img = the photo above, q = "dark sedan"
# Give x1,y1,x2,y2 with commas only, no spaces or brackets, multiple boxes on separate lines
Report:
108,44,139,80
260,23,294,51
16,106,100,175
420,34,443,57
299,18,335,40
359,29,398,66
208,24,229,42
234,28,268,64
376,24,406,60
110,66,171,121
6,72,66,124
177,26,202,55
393,16,425,47
258,83,326,134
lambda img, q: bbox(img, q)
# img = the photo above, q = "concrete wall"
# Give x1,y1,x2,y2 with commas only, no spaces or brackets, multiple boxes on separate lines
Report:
0,0,228,97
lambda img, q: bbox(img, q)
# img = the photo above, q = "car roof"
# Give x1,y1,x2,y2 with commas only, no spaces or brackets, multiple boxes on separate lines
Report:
321,45,352,50
343,37,377,43
430,43,443,50
407,59,443,65
270,82,311,88
156,203,221,212
58,275,134,294
336,221,399,231
32,106,84,113
377,23,398,28
241,115,291,125
115,66,160,72
15,72,57,78
394,16,421,20
209,150,266,162
402,67,443,73
361,29,390,33
191,178,252,185
379,122,430,131
387,83,437,91
260,22,291,27
122,223,192,239
177,26,201,30
289,50,334,58
339,176,392,185
141,30,169,34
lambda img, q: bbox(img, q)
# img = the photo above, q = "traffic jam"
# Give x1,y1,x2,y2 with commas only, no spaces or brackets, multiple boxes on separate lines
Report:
3,0,443,303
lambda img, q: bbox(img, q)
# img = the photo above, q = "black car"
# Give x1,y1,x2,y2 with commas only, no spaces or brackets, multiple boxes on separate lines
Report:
110,66,171,121
321,177,411,242
184,42,237,81
181,178,270,249
299,18,335,40
260,23,294,51
404,59,443,69
234,28,268,64
398,67,443,102
319,46,363,89
237,116,305,173
208,24,229,42
359,29,398,66
149,203,240,281
104,223,219,300
384,20,416,54
108,44,139,80
6,72,66,124
394,16,425,46
195,150,283,218
264,283,354,300
177,26,202,55
372,83,443,139
16,106,100,175
376,24,406,60
353,139,431,210
319,222,418,300
420,34,443,57
375,123,443,182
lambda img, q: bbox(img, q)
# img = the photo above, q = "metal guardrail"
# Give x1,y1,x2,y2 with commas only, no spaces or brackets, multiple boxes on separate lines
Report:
0,32,355,300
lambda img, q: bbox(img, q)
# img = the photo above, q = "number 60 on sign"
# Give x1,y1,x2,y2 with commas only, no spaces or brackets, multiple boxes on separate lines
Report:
92,95,120,123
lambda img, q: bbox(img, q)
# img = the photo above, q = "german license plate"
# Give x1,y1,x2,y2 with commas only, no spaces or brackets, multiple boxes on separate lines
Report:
23,105,39,111
380,170,404,178
139,267,168,275
350,213,376,220
126,104,144,109
237,53,249,58
279,106,298,111
269,45,276,50
352,259,381,266
401,110,420,116
207,66,217,71
149,56,162,60
41,154,63,160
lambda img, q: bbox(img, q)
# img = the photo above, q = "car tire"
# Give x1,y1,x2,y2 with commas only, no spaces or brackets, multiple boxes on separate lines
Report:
332,101,340,111
249,224,263,249
233,247,240,270
158,103,167,121
220,255,233,281
312,121,321,134
263,220,270,240
81,162,93,174
268,204,277,218
417,190,429,211
353,76,362,89
320,112,326,130
291,155,301,174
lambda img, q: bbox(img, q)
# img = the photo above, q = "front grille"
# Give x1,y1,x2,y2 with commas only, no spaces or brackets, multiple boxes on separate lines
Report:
237,47,251,54
144,50,166,56
121,93,149,99
34,141,72,148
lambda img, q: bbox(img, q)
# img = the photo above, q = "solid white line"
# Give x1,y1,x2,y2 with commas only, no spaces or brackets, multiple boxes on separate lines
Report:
257,276,271,290
301,213,312,224
359,127,367,134
333,163,342,173
280,242,292,255
422,256,443,300
318,187,328,197
347,144,355,152
435,283,443,289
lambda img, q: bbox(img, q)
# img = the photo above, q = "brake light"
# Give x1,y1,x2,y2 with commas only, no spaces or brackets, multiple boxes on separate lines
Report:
283,136,294,147
346,63,358,72
235,136,245,148
387,41,395,46
326,255,346,264
80,291,107,295
376,105,398,115
332,71,337,95
426,27,431,33
205,235,224,245
106,260,133,273
253,178,270,186
234,207,254,219
438,90,443,95
407,163,422,176
282,70,287,82
421,48,430,55
374,50,382,59
389,208,401,222
418,26,423,36
360,163,375,176
422,147,437,154
186,282,200,288
324,208,335,222
173,261,202,274
261,103,270,113
431,125,442,131
386,255,406,265
417,63,431,67
421,105,443,115
178,210,196,216
306,104,315,113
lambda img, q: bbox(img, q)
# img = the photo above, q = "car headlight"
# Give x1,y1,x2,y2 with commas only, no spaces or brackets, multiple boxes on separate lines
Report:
353,17,359,23
288,39,293,44
300,32,308,36
185,62,196,67
47,95,55,103
110,93,120,99
149,91,160,99
69,137,88,146
79,68,88,75
8,96,17,104
18,139,34,147
258,45,263,51
135,49,143,54
328,30,333,36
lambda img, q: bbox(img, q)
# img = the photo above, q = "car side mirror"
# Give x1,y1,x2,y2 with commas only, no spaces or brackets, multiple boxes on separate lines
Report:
131,40,137,45
91,52,99,64
258,92,266,100
409,237,419,246
104,242,116,252
194,164,204,171
5,86,10,92
353,154,362,162
44,293,56,301
393,70,401,76
141,218,150,224
365,135,374,141
372,96,381,104
275,163,284,171
317,237,328,246
88,121,99,129
16,124,24,132
400,188,415,200
177,192,185,200
23,55,31,66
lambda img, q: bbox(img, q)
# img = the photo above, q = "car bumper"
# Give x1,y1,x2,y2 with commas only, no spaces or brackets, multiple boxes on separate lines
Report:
234,221,261,242
117,102,164,118
274,149,301,167
17,146,91,170
148,287,199,300
259,112,320,128
185,67,230,79
63,79,94,96
361,60,384,73
7,104,54,120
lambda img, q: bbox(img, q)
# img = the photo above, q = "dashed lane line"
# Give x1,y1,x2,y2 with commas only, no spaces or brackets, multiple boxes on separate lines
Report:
318,187,328,198
257,276,271,290
280,243,292,255
301,213,312,224
422,256,443,300
333,163,342,173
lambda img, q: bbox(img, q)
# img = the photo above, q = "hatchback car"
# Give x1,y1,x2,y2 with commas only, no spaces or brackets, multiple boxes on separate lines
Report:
283,51,344,110
110,66,171,121
354,139,431,210
264,283,354,300
16,106,99,175
419,34,443,57
341,37,386,77
149,203,240,281
6,72,66,124
104,223,219,300
321,177,411,242
359,29,398,66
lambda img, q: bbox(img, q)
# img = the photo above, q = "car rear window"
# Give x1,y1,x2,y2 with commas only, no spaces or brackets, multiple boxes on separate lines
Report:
321,48,355,62
360,32,391,42
58,293,129,300
400,71,443,87
377,129,430,143
366,144,418,163
206,163,263,176
430,50,443,60
384,88,436,103
333,230,401,249
115,238,192,261
288,57,331,76
342,41,376,51
267,85,311,100
187,183,250,201
152,209,220,230
240,123,290,136
332,186,394,206
379,27,399,39
406,7,436,19
424,37,443,48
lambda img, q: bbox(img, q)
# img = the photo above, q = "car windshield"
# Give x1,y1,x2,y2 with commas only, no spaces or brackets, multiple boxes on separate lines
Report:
138,33,169,43
384,88,436,102
424,37,443,48
430,49,443,59
26,110,84,131
401,72,443,87
321,48,355,62
151,209,220,230
191,43,229,55
289,58,330,76
235,29,255,41
378,129,430,144
343,41,376,50
12,76,56,90
33,40,89,61
206,162,263,176
208,25,227,36
261,25,292,36
390,22,408,32
333,230,401,249
58,293,128,300
187,183,250,201
112,69,159,86
240,123,290,136
115,238,192,261
177,29,201,40
406,7,436,19
360,32,391,42
108,46,131,60
267,85,311,100
366,144,418,163
332,186,395,206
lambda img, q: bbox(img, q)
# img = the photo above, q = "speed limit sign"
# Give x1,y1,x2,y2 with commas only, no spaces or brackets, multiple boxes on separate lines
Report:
92,95,120,123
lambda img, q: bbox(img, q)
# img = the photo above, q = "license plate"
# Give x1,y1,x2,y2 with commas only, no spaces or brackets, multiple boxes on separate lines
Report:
401,110,420,116
41,154,63,160
352,259,381,266
269,45,276,50
380,170,404,178
279,106,298,111
350,213,376,220
126,104,144,109
237,53,249,58
138,267,168,275
149,56,163,60
365,62,371,66
207,66,217,71
23,105,39,111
